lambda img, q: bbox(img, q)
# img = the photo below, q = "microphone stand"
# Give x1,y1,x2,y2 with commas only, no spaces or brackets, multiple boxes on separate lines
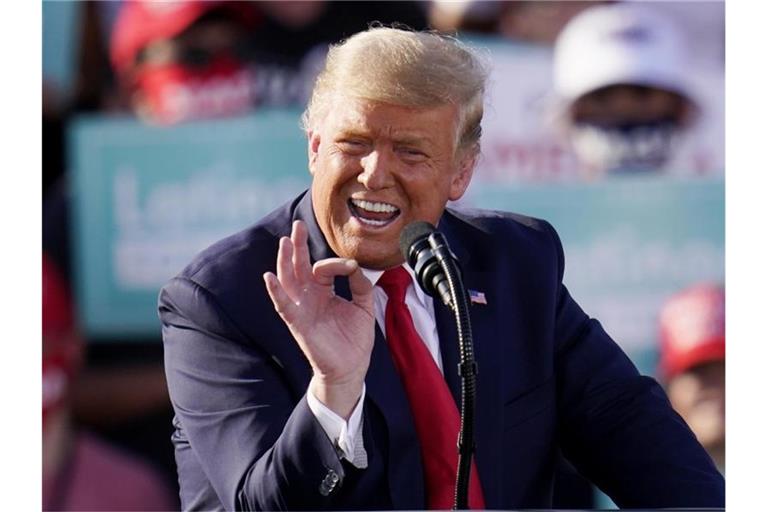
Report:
429,233,478,511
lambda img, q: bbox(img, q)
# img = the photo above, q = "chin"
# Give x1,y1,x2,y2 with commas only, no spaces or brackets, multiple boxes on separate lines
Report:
335,233,401,269
349,247,403,270
353,254,402,270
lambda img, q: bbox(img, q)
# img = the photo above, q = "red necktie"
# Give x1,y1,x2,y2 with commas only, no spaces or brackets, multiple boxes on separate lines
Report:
377,267,485,510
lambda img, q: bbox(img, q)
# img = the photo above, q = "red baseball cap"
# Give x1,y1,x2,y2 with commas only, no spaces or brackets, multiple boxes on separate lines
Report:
658,283,725,380
110,0,260,77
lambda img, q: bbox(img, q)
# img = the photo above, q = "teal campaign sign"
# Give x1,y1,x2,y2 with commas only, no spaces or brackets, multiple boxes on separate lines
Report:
70,110,724,376
70,110,310,338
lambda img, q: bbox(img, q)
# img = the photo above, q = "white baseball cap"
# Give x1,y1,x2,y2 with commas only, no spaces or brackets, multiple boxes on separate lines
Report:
553,2,695,105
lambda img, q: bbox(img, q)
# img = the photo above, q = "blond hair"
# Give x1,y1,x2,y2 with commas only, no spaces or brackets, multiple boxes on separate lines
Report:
301,26,489,156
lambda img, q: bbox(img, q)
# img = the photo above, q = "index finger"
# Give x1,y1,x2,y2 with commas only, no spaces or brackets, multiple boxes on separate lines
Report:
291,220,312,282
312,258,359,287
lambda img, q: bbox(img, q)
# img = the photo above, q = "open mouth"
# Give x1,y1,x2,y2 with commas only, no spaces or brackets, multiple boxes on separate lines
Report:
348,198,401,227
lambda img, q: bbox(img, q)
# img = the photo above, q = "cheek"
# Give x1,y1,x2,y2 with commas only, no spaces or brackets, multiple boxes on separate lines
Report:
326,152,361,182
314,154,348,188
402,162,446,188
316,165,359,220
667,376,701,413
414,170,456,204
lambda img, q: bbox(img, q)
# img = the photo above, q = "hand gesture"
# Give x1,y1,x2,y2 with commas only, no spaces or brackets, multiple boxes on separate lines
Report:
263,220,375,418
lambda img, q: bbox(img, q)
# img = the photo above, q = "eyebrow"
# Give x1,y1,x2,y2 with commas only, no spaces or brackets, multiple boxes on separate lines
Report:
335,127,434,149
392,135,429,147
336,128,369,138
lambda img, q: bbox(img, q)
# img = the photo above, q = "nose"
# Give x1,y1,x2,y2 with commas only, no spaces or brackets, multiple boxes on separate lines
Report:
358,149,394,190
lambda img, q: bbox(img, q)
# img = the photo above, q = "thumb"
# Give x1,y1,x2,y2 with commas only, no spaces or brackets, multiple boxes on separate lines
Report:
312,258,373,308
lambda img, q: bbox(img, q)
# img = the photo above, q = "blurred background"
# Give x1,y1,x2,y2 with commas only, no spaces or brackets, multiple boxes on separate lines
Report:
42,1,724,509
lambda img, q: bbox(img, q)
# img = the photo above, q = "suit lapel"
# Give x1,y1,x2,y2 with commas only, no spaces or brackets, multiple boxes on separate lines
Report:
461,268,504,505
365,325,425,509
434,213,473,408
433,300,462,407
294,191,337,263
438,212,505,506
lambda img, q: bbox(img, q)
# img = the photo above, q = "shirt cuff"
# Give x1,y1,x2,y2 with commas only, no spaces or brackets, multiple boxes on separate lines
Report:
307,383,368,468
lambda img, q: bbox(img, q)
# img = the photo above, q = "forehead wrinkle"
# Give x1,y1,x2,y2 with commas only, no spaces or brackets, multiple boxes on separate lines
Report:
334,118,438,150
324,95,456,152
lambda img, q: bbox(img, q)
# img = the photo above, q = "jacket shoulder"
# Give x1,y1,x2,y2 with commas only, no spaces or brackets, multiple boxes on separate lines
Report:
444,206,564,279
447,206,554,237
176,196,299,289
158,196,301,347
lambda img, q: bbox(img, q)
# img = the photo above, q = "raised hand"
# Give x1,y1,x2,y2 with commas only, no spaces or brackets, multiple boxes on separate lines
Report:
263,220,375,419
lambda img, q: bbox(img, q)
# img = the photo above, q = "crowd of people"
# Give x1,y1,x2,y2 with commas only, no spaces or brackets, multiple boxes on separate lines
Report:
42,1,725,509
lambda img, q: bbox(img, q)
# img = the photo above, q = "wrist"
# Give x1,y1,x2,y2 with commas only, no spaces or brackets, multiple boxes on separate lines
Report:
309,374,364,420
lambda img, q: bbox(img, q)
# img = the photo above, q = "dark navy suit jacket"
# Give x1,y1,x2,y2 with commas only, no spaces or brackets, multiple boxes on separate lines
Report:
159,191,724,511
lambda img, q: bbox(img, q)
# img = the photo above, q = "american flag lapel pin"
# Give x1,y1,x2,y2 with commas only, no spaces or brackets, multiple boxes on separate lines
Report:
468,289,487,305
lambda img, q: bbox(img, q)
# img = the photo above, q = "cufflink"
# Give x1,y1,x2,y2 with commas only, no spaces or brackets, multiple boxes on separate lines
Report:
319,468,340,496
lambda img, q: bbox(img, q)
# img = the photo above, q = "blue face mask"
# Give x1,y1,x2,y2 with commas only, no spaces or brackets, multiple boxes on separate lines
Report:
570,119,681,174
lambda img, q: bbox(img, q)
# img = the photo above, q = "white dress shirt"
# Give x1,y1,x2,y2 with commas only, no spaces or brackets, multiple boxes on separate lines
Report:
306,265,443,467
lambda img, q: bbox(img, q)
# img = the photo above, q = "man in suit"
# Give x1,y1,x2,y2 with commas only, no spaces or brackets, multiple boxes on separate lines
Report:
159,27,724,510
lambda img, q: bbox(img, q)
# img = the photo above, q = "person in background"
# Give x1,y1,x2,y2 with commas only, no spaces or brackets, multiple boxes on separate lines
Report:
43,2,183,493
429,0,598,43
109,0,429,124
110,0,262,124
43,254,177,511
246,1,427,104
659,283,726,473
551,2,698,178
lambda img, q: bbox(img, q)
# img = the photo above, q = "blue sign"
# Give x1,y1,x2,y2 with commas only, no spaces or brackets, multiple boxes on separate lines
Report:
70,110,310,338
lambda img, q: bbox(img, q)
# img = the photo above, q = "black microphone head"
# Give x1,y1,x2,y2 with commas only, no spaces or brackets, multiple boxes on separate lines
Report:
399,221,436,262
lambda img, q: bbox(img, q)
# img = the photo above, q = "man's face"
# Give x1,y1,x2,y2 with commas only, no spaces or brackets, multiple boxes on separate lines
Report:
667,360,725,451
567,84,690,175
571,84,688,125
308,95,475,269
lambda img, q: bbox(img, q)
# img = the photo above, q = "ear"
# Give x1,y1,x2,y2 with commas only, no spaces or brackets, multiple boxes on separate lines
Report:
448,149,477,201
307,130,321,175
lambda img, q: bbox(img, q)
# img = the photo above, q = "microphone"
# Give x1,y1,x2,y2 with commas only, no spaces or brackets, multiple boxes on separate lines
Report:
400,221,478,510
399,221,458,308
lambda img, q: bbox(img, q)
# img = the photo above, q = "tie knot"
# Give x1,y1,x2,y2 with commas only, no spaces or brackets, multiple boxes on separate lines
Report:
377,266,412,303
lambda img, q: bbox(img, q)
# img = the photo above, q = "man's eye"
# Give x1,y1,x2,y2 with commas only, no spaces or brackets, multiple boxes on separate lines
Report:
339,140,368,152
399,147,427,160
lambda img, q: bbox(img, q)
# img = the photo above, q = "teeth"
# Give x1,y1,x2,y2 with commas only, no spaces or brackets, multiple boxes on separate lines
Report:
357,217,390,227
350,199,398,213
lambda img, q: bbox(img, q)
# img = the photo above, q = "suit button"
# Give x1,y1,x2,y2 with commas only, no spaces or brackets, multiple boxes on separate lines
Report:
319,469,340,496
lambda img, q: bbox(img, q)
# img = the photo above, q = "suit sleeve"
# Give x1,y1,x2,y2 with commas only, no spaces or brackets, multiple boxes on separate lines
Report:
543,222,725,508
159,276,347,511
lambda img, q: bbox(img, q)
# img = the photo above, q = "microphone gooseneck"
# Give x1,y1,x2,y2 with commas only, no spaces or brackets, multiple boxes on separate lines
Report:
400,221,479,510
